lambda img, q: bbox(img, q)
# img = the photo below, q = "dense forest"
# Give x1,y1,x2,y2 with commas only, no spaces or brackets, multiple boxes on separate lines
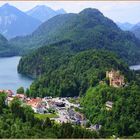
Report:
81,82,140,138
0,93,98,138
18,47,133,97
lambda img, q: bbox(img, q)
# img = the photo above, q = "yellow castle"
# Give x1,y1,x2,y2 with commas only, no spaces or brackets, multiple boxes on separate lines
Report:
106,69,125,88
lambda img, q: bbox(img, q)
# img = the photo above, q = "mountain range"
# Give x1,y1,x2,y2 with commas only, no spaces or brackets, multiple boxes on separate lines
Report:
0,4,66,39
26,5,66,22
0,3,41,39
0,6,140,65
10,8,140,65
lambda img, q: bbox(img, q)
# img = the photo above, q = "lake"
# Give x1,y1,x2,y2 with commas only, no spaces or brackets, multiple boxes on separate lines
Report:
129,65,140,71
0,56,33,93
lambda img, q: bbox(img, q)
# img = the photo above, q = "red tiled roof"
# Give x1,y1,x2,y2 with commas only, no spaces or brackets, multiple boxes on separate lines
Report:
26,98,42,108
16,94,26,98
0,89,14,96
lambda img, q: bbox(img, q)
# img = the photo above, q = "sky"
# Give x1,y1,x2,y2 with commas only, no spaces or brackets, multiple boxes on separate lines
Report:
0,1,140,24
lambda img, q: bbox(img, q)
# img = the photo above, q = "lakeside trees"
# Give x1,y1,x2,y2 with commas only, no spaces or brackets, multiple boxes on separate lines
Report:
17,87,24,94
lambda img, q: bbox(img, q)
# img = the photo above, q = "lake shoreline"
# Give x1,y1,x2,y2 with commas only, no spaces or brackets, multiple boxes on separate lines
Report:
129,65,140,71
0,56,33,92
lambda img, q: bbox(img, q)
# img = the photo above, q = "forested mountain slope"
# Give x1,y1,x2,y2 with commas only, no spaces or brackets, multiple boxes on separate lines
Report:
81,82,140,138
0,33,18,56
18,47,132,97
10,8,140,65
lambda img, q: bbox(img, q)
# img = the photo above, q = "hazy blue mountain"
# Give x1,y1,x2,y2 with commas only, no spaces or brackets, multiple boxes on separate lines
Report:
26,5,66,22
56,8,66,14
117,22,140,40
0,3,41,39
131,23,140,39
116,22,134,31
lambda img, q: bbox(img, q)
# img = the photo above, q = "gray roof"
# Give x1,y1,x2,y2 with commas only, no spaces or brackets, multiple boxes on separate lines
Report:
106,101,113,106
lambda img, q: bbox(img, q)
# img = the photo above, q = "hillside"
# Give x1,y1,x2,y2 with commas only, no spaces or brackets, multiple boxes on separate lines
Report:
0,33,18,56
0,3,41,39
11,8,140,65
81,83,140,138
18,47,131,97
26,5,66,22
0,34,9,52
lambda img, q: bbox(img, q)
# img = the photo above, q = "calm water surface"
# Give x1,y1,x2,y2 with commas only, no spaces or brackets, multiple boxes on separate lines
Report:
0,56,33,93
129,65,140,71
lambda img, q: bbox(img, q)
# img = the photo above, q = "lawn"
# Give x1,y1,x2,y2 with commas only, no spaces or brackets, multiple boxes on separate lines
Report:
34,113,58,120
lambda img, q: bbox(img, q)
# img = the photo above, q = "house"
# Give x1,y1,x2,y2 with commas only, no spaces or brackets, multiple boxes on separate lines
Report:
26,97,31,101
55,102,65,107
106,101,113,110
47,100,56,109
88,124,102,131
80,120,88,127
42,98,50,109
6,90,14,97
75,112,85,121
0,89,14,97
68,108,85,124
15,94,26,102
7,96,14,105
44,96,52,99
26,98,45,114
106,69,125,87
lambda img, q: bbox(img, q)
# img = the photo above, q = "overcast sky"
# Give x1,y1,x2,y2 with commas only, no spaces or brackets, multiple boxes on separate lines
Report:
0,1,140,24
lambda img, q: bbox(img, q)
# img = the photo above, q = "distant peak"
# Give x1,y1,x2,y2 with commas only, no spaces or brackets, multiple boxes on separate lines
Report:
36,5,46,8
56,8,66,14
2,3,11,7
79,8,103,16
57,8,65,12
33,5,52,10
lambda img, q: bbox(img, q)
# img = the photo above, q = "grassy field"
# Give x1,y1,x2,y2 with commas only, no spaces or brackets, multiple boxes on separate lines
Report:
34,113,58,120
